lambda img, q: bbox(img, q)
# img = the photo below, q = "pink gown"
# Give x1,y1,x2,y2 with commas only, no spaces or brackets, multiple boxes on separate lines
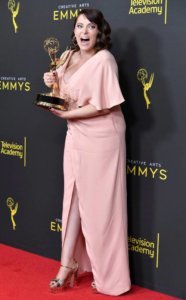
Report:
56,49,131,295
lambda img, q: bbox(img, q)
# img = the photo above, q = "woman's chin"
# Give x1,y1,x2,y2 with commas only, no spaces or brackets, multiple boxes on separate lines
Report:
79,45,95,53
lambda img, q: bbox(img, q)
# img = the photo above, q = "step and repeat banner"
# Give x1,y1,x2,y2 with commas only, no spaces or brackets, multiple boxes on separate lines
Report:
0,1,185,298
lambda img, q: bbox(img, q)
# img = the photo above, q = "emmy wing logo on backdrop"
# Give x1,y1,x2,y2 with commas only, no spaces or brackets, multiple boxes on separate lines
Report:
8,0,20,33
137,68,154,110
6,197,18,230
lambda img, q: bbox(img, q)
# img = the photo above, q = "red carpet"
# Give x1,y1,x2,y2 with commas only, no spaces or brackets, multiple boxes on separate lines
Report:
0,244,179,300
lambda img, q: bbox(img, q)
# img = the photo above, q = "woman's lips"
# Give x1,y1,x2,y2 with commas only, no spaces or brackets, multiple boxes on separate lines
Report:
79,38,90,45
80,38,90,42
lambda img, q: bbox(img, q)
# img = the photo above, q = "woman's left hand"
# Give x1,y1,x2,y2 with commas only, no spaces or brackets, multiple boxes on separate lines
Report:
49,108,68,119
49,104,111,120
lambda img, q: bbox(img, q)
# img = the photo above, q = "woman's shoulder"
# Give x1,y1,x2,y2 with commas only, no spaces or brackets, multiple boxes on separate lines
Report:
60,49,72,59
56,49,72,69
96,49,117,64
94,50,117,72
97,49,115,61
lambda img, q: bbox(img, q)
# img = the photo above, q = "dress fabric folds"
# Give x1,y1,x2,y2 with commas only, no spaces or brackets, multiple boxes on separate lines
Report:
56,49,131,295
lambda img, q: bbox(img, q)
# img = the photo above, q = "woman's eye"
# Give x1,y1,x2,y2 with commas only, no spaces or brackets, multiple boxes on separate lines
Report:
89,24,96,29
76,23,96,30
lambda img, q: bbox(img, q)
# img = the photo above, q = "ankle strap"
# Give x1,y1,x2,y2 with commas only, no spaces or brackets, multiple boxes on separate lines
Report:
60,264,73,270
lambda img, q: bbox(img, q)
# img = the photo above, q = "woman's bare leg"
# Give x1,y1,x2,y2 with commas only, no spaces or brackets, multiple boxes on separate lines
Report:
55,185,81,279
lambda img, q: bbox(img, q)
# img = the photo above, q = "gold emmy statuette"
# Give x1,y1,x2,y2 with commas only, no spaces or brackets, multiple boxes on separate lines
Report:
137,68,154,110
35,37,68,111
8,0,20,34
7,197,18,230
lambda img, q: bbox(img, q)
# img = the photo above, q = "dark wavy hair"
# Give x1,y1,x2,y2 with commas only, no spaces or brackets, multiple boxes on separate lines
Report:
70,9,112,52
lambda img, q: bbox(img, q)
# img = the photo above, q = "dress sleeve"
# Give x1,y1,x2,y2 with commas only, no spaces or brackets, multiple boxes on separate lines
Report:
78,56,125,110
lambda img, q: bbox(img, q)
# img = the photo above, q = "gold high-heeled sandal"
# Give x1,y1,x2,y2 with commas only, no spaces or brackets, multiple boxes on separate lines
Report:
49,261,78,293
91,280,99,293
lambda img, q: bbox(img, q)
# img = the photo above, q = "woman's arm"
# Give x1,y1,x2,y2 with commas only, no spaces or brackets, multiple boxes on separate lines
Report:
50,103,111,120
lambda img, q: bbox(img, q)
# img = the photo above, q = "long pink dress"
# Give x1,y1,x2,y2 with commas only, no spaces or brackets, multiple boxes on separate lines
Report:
56,49,131,296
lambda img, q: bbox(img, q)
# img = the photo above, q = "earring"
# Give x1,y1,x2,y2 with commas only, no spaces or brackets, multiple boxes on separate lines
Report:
72,36,78,47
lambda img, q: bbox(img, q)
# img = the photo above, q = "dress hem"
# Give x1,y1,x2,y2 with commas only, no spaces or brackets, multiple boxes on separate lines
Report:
96,284,131,296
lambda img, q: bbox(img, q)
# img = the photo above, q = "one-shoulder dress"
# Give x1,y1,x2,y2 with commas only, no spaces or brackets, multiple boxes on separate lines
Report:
56,49,131,296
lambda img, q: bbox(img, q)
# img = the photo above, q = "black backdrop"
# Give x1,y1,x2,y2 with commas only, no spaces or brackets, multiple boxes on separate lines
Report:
0,1,185,298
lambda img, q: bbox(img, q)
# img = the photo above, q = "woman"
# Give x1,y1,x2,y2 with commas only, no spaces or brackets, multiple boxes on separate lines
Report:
43,9,131,296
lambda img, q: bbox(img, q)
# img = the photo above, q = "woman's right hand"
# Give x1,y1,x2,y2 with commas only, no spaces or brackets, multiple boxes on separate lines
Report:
43,71,58,88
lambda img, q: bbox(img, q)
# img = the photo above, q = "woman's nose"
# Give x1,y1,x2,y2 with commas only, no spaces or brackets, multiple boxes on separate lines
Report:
82,26,88,33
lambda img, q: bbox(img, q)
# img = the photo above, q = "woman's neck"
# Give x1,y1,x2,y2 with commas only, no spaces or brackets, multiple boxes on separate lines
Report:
78,49,96,60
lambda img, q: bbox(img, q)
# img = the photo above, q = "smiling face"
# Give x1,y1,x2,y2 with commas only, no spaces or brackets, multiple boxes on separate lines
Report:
74,14,99,54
